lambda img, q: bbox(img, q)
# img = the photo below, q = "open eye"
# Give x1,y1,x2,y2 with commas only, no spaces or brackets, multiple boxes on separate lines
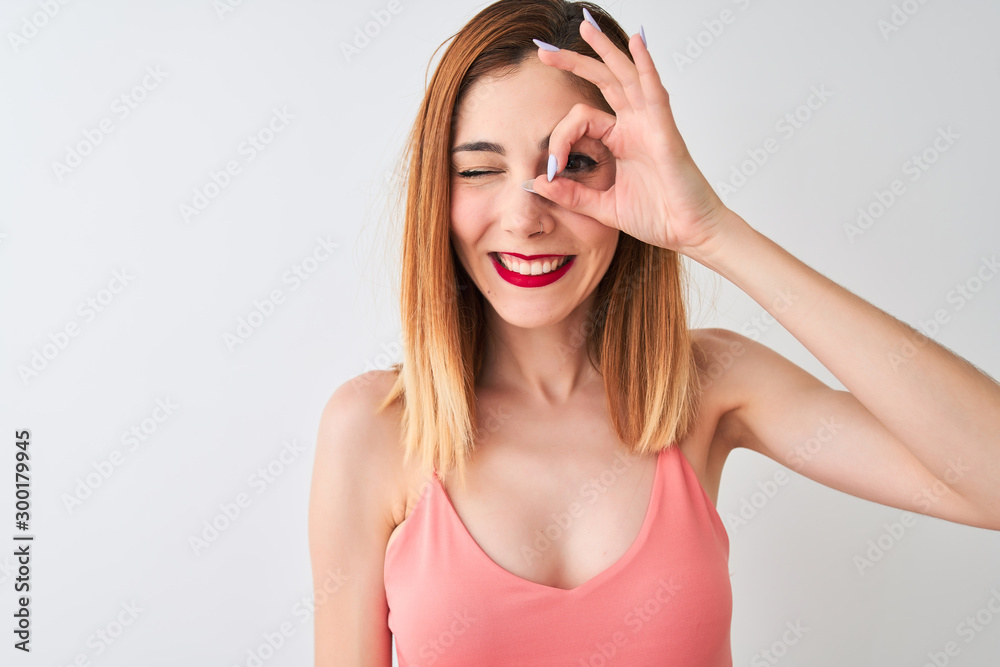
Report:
564,153,597,172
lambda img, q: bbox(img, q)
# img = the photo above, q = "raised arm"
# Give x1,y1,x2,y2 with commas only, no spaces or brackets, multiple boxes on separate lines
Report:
524,14,1000,530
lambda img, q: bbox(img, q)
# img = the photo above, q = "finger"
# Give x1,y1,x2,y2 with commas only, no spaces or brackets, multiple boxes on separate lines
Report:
627,31,669,109
624,30,687,152
535,42,630,113
546,102,617,185
531,174,616,227
577,16,647,111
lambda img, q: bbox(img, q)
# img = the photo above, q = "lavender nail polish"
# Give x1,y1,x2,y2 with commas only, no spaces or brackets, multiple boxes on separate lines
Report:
547,154,557,182
532,38,559,52
640,25,647,48
582,7,602,33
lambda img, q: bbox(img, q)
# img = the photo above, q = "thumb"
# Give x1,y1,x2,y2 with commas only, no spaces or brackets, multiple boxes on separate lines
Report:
529,176,608,222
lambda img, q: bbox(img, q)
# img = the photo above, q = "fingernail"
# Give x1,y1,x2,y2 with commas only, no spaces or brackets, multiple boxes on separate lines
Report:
582,7,602,33
547,154,557,182
532,38,560,52
640,25,647,48
521,179,537,193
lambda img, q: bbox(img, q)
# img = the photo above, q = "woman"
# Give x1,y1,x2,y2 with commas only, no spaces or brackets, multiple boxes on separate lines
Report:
308,1,1000,664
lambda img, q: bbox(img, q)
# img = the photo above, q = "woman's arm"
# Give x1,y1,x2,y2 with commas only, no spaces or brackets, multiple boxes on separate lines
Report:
527,15,1000,529
308,375,396,666
688,215,1000,530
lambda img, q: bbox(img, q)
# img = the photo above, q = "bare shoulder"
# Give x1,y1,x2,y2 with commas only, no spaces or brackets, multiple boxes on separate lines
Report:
308,369,407,664
689,327,757,460
317,369,412,517
321,370,419,523
691,325,825,456
690,327,750,408
690,325,808,411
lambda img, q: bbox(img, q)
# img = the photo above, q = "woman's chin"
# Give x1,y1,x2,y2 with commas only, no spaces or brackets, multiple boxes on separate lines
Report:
487,301,572,330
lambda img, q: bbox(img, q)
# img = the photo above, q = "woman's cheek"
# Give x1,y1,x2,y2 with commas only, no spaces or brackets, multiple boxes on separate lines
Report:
451,189,490,234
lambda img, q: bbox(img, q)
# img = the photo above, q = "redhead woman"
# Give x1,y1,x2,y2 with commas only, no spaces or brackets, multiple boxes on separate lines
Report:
308,1,1000,664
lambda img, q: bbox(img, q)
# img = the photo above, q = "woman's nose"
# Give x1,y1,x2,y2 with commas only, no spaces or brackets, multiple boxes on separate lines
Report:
501,173,548,236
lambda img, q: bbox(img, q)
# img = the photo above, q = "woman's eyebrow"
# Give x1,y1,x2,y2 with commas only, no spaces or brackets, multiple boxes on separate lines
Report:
451,134,552,155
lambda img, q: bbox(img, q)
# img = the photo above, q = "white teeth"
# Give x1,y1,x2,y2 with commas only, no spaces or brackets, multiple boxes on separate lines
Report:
496,253,569,275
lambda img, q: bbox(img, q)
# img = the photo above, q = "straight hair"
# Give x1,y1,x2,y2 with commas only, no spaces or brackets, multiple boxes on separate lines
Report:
377,0,702,490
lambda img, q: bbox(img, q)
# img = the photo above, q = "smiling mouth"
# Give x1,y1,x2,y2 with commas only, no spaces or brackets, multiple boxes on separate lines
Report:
491,252,574,275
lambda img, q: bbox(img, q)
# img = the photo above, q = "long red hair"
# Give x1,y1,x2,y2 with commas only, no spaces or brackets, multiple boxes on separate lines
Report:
377,0,702,489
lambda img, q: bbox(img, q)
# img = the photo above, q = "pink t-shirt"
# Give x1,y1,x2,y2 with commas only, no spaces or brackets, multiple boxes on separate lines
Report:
384,444,733,665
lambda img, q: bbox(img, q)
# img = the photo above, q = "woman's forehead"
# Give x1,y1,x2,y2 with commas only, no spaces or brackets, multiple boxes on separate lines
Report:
454,63,595,139
460,58,591,112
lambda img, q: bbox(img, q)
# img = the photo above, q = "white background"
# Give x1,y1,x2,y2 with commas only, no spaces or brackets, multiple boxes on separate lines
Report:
1,0,999,665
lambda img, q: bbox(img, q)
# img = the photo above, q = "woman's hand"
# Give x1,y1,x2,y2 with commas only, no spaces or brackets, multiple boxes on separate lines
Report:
529,19,738,258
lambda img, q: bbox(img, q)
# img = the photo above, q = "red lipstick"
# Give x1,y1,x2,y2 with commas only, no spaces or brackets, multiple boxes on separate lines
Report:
491,253,575,288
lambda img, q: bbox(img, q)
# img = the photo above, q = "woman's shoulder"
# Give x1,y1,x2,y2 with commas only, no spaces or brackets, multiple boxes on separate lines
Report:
689,326,767,393
691,325,754,397
321,369,406,462
318,369,418,520
688,326,775,456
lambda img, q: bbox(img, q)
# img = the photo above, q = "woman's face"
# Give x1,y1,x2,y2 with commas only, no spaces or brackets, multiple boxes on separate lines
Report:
449,55,619,329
